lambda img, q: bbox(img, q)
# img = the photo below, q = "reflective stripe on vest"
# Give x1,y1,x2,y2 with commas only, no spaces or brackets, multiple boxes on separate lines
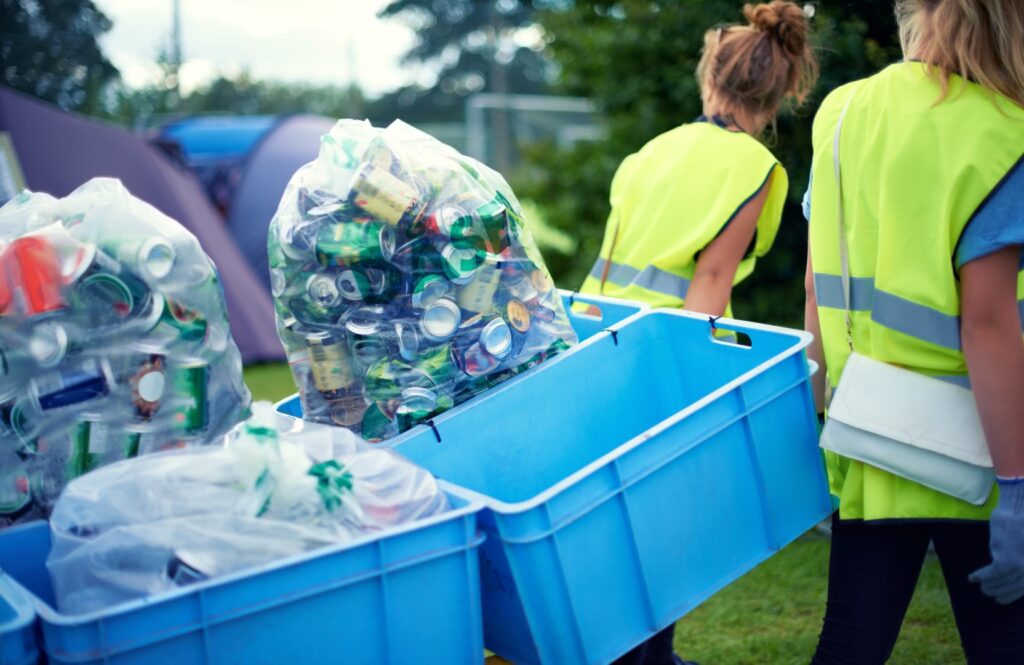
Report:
815,272,1024,351
589,257,691,300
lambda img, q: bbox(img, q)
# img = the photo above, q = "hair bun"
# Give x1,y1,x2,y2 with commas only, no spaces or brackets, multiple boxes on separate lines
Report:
743,1,809,56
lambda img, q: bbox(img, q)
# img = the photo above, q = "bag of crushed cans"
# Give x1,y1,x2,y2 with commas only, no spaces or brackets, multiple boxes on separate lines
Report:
268,120,577,441
0,178,251,527
47,402,449,614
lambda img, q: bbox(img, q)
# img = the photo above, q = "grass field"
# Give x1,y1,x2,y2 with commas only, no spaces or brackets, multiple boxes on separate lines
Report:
242,363,967,664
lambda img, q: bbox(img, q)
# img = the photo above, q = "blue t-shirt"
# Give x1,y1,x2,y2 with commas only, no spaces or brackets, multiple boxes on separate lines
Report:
803,159,1024,268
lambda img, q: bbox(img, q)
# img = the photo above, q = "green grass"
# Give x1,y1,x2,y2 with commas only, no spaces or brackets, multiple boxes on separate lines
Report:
673,531,965,665
243,362,298,403
242,363,966,663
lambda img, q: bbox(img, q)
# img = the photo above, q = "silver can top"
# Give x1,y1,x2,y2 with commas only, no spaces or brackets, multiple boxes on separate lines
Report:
420,298,461,342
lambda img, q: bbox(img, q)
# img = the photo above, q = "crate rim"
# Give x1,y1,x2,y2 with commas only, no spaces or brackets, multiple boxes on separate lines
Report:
0,571,35,634
3,493,483,626
403,308,813,513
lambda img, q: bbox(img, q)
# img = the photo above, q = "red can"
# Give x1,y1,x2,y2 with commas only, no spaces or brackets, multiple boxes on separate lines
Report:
9,236,66,316
0,242,12,315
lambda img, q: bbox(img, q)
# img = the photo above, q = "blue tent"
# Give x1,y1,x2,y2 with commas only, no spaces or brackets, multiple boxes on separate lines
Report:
158,115,278,215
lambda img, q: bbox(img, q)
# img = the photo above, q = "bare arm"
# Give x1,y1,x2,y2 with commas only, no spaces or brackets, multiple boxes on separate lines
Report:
684,174,771,317
961,246,1024,476
804,251,828,413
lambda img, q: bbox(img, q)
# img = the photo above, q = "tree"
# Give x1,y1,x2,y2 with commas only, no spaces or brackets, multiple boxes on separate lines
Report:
380,0,551,98
0,0,118,113
521,0,902,326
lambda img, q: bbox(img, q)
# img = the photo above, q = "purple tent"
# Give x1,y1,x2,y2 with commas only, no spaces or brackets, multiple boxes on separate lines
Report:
0,86,284,362
227,114,335,292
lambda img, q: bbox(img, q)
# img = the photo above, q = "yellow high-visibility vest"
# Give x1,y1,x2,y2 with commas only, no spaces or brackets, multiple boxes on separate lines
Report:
580,121,788,310
810,62,1024,520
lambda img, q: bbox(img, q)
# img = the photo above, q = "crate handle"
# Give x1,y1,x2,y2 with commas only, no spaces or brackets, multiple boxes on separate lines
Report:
708,315,753,348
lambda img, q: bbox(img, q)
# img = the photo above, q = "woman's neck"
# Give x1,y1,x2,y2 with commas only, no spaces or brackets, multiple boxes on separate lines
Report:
701,101,764,136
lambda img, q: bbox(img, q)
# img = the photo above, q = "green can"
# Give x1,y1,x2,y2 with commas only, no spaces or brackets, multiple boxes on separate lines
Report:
315,221,396,267
171,362,209,433
68,419,103,480
414,344,459,387
361,401,398,442
159,297,208,342
441,244,482,285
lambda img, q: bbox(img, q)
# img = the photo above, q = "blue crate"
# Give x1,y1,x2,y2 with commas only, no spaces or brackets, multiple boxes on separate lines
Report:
275,290,647,419
0,574,37,665
388,309,833,664
556,289,649,342
0,495,484,665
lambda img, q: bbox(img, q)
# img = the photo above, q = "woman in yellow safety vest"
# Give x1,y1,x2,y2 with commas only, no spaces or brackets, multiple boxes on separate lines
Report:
582,3,819,664
804,1,1024,662
581,2,816,327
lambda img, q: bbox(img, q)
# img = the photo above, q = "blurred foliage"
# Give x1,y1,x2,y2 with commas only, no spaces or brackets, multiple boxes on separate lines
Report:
374,0,552,124
0,0,118,113
521,0,903,326
105,73,367,129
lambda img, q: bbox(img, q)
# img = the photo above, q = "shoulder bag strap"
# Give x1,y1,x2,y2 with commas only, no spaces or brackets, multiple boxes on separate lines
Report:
833,92,859,350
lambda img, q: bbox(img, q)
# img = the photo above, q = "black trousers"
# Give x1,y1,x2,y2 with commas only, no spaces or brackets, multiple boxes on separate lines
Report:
812,513,1024,664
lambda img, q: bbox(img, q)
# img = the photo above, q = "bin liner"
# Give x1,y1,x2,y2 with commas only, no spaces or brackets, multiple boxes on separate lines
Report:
268,120,577,441
46,402,449,615
0,178,250,527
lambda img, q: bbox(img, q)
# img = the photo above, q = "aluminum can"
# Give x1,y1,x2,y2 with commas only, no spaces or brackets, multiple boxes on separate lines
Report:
104,237,176,281
306,273,344,310
440,244,480,285
158,297,208,342
8,236,65,316
456,342,502,377
68,418,103,479
0,241,13,315
328,391,371,428
343,305,387,337
170,361,208,433
306,331,356,397
457,253,501,314
504,298,532,333
420,298,461,343
2,399,38,457
130,354,166,420
414,345,459,388
315,221,396,267
411,274,449,309
350,163,422,225
361,401,398,442
28,320,69,367
479,317,513,360
30,357,115,412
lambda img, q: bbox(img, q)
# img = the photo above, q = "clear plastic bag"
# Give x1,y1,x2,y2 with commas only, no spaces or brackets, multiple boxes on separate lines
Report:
0,178,251,526
46,402,450,615
268,120,577,441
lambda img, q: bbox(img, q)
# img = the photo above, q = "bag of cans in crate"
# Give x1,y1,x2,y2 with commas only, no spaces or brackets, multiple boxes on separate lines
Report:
0,178,251,527
46,402,449,614
269,120,577,441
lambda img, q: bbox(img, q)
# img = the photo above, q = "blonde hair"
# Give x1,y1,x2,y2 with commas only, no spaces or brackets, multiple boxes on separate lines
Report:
697,2,819,121
896,0,1024,107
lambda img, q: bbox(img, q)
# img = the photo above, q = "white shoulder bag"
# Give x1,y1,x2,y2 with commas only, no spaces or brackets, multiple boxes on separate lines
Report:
817,94,995,506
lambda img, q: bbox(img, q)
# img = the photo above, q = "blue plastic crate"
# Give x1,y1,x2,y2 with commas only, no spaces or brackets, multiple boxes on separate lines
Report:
557,289,649,342
275,290,648,419
0,495,484,665
388,309,832,664
0,574,37,665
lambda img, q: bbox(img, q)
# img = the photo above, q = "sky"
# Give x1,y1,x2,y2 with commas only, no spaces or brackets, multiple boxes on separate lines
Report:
94,0,427,97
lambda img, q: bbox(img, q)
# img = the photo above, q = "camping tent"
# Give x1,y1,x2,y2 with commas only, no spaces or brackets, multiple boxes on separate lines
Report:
0,86,284,362
226,114,335,293
159,115,278,216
